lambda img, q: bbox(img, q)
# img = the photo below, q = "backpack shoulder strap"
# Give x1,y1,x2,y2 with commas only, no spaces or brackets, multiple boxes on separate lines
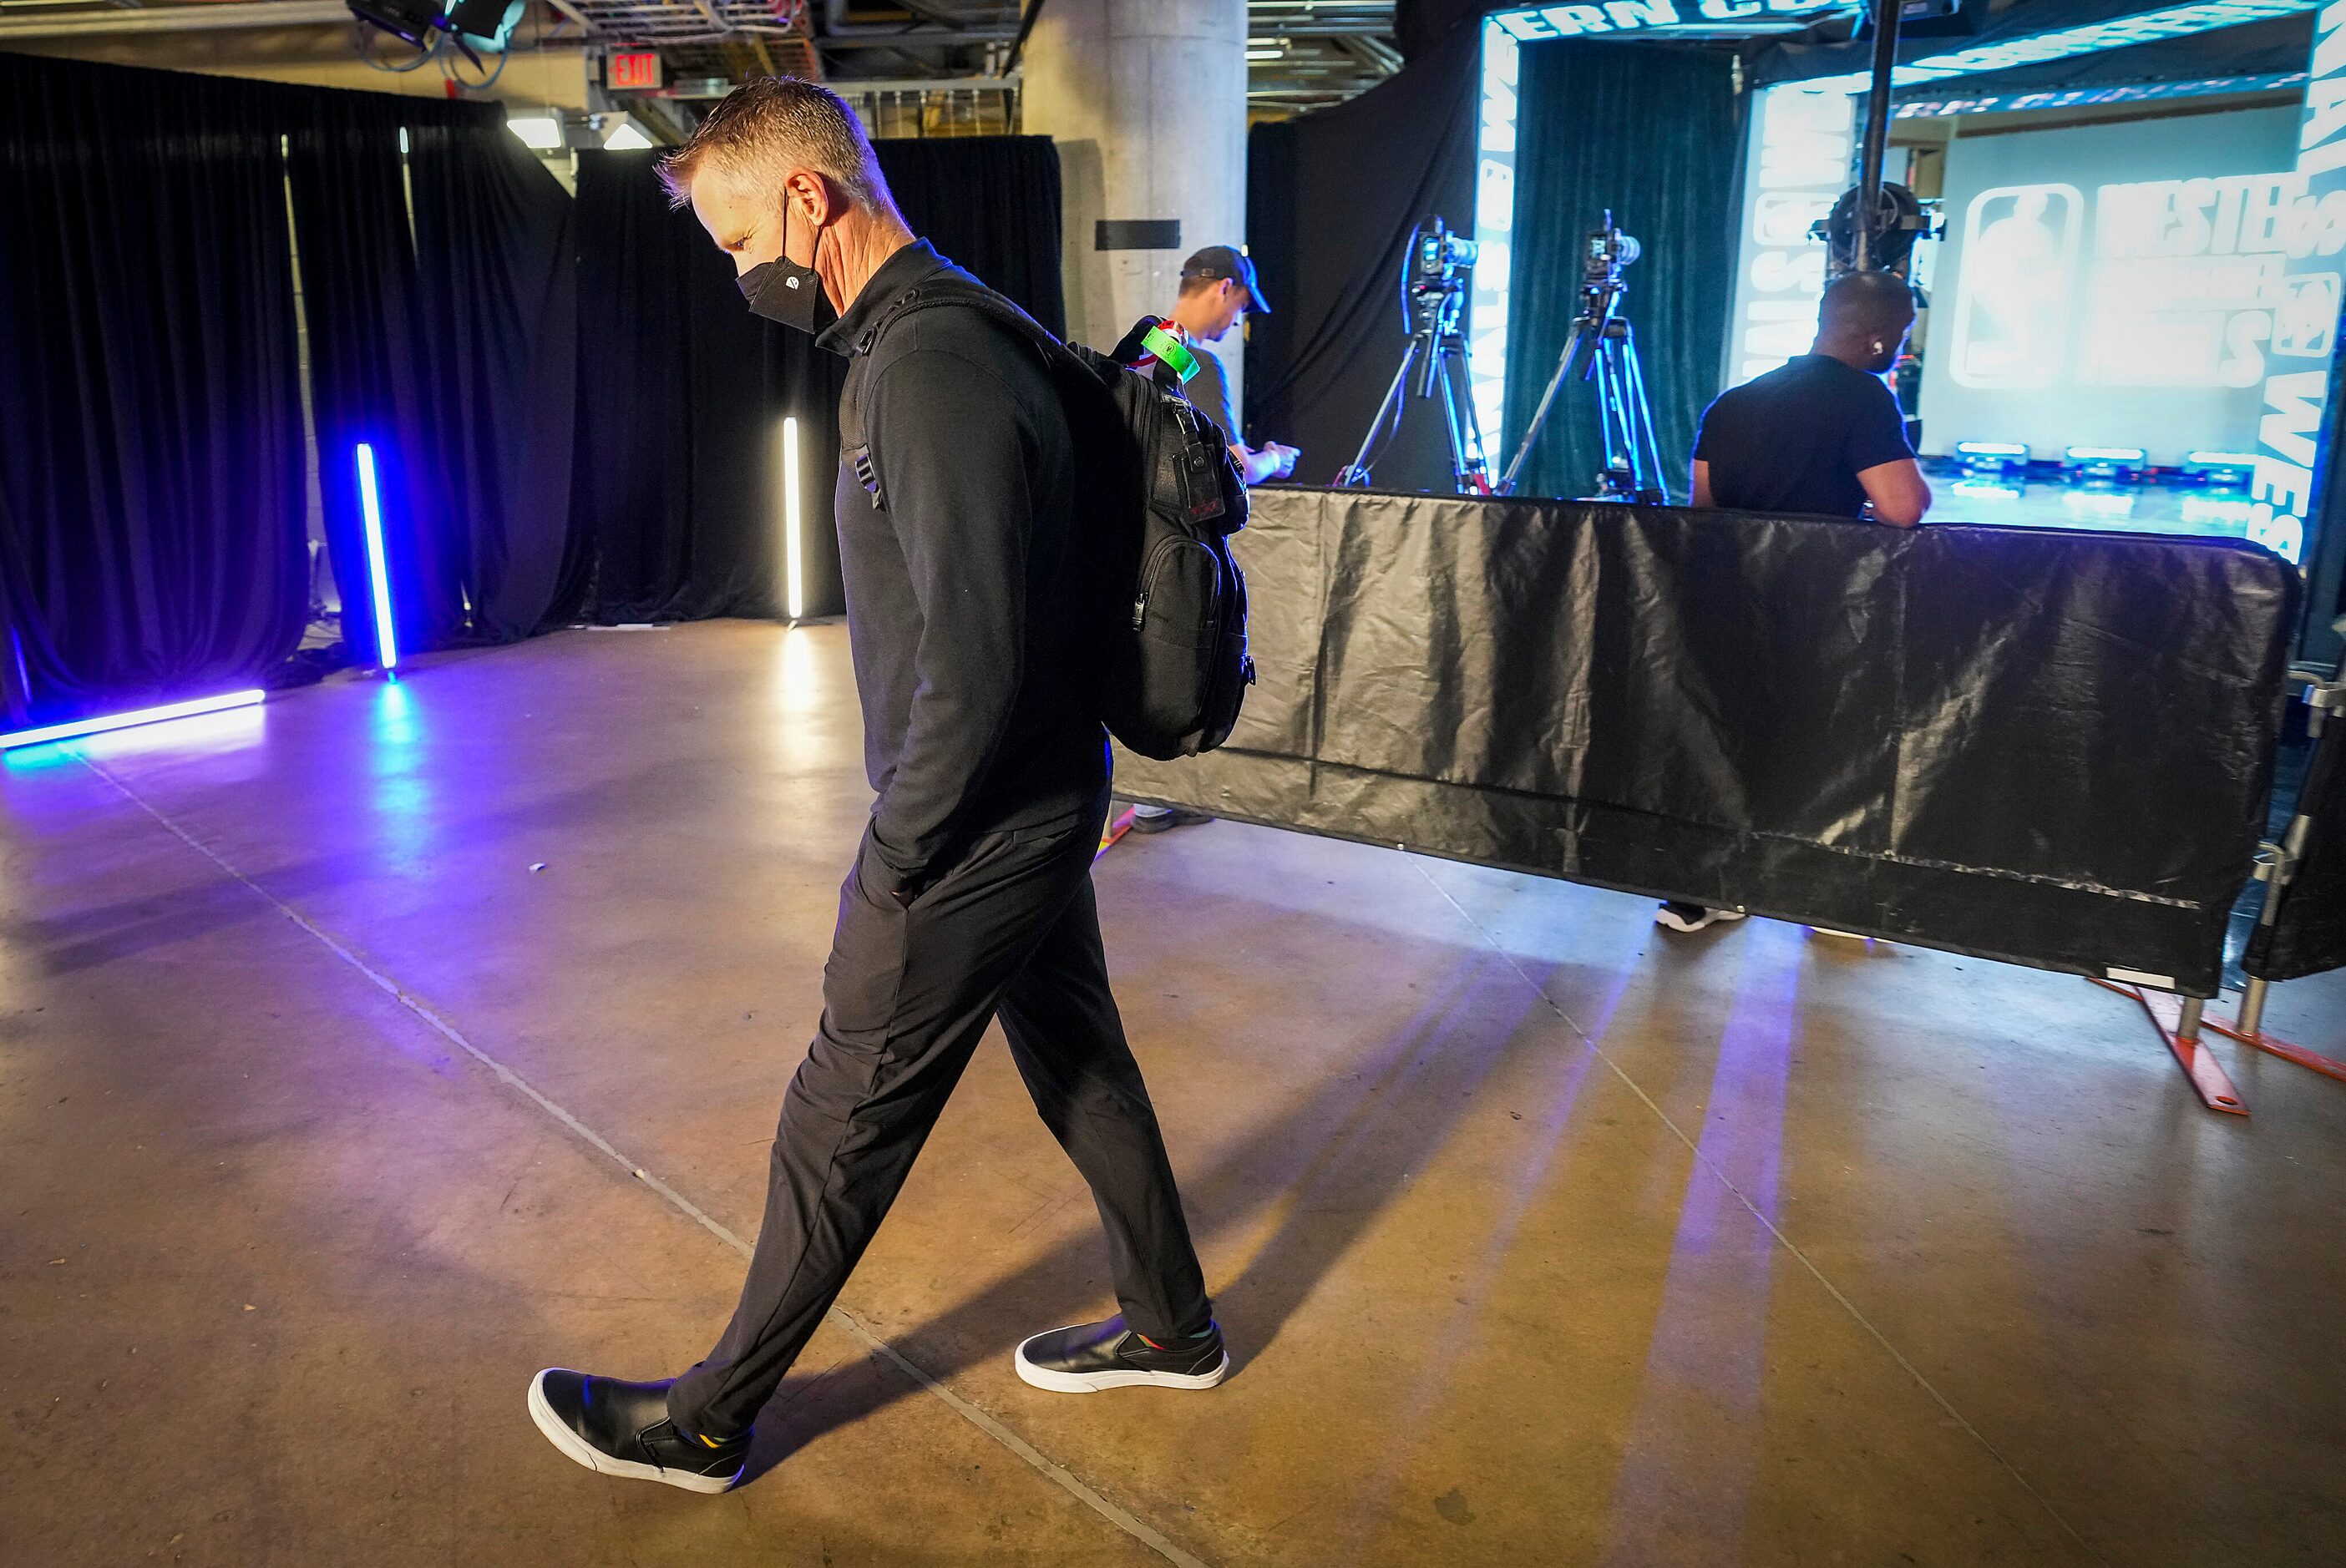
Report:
839,280,1092,508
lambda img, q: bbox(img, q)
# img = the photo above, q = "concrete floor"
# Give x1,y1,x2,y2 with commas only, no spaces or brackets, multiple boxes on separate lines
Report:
4,620,2343,1567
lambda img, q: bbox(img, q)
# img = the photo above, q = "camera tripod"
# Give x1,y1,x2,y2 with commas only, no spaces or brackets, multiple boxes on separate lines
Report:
1499,279,1665,503
1335,220,1492,493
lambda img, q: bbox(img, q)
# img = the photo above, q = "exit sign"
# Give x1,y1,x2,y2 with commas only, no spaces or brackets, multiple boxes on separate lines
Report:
607,51,662,91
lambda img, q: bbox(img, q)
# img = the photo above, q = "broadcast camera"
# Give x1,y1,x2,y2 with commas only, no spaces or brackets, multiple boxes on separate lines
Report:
1335,215,1492,493
1405,216,1477,336
1583,215,1641,298
1498,208,1664,503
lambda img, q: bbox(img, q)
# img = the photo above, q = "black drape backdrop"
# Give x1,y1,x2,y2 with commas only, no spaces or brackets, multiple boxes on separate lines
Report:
0,53,307,723
291,94,579,654
0,53,578,726
572,148,846,624
1500,41,1743,504
1244,23,1480,490
405,114,580,641
287,96,456,660
570,134,1066,625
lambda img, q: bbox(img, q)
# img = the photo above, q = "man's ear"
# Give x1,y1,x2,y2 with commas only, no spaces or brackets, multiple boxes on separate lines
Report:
783,169,834,229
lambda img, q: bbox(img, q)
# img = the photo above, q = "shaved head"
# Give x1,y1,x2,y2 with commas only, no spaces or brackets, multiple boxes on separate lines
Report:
1819,270,1916,341
1815,270,1917,372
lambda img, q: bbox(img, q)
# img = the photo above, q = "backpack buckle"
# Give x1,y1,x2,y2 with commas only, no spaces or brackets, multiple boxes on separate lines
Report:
850,445,885,509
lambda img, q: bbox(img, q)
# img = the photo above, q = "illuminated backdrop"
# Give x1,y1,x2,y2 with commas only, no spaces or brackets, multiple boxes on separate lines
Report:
1917,107,2305,465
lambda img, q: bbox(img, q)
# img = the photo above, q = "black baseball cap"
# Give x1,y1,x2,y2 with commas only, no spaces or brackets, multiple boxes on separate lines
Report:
1181,245,1270,315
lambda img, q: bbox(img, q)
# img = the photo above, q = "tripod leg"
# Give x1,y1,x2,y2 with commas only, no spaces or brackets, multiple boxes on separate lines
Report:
1341,338,1423,486
1618,326,1668,501
1500,321,1587,495
1594,339,1629,493
1442,341,1494,491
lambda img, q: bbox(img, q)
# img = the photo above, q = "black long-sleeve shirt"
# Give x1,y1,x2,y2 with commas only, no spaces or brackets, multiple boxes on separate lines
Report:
817,240,1107,893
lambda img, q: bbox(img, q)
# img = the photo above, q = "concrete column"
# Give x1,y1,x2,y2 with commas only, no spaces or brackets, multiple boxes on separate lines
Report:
1023,0,1248,427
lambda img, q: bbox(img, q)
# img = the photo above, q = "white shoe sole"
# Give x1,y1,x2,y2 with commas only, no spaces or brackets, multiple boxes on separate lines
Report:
527,1369,740,1494
1013,1334,1231,1393
1655,908,1746,933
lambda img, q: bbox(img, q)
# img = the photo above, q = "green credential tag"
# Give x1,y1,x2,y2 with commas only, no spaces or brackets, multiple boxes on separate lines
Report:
1141,324,1200,385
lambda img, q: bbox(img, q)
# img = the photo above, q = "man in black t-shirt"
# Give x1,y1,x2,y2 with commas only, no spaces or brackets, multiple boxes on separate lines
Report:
1659,271,1931,936
1692,270,1931,526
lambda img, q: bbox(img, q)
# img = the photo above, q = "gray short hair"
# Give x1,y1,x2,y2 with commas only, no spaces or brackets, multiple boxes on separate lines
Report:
658,76,897,218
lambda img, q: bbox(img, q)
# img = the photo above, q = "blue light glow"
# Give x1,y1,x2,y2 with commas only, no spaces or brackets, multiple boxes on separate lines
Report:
2067,446,2148,463
1469,19,1522,449
355,443,400,674
1490,1,1853,41
1894,73,2308,120
0,690,266,752
1795,2,2322,96
1724,84,1854,386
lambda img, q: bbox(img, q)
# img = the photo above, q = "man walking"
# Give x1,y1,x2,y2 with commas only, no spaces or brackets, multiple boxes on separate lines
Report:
528,78,1224,1495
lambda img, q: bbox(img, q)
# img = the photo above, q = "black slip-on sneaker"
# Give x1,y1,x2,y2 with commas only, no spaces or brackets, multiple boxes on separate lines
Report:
1014,1317,1229,1393
527,1368,747,1494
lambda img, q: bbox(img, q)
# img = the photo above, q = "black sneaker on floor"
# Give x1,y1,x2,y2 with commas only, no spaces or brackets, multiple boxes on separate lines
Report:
1014,1317,1229,1393
1129,806,1213,835
527,1368,748,1494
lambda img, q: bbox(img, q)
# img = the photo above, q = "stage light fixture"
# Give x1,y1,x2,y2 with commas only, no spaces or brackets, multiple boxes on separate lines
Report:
781,416,805,623
2185,451,2258,488
1954,440,2027,473
355,443,401,674
2065,445,2146,483
1798,0,2320,94
1,690,266,753
508,115,564,151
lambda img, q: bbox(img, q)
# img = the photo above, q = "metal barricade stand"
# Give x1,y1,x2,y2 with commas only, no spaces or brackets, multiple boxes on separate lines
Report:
2093,630,2346,1115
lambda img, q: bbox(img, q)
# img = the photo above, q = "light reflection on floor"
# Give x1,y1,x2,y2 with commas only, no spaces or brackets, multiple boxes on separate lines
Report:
1923,464,2261,540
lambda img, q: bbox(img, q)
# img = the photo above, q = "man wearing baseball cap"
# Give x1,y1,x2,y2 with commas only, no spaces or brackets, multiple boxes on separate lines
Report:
1127,245,1300,837
1163,245,1300,488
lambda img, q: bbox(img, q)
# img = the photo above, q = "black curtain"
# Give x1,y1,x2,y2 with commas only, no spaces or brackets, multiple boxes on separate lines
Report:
572,149,849,624
570,134,1066,625
1501,41,1742,504
405,112,580,640
0,53,581,726
874,135,1066,336
292,93,579,652
286,95,456,660
0,53,307,725
1244,23,1480,489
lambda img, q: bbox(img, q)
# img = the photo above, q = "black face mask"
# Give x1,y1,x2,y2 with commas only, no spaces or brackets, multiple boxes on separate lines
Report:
738,202,836,336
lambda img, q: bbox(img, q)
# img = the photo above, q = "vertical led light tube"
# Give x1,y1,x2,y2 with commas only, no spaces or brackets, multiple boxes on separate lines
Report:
781,415,805,622
1467,18,1520,452
354,443,399,672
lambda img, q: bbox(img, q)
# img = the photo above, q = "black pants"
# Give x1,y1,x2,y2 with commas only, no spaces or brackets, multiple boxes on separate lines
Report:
667,789,1212,1438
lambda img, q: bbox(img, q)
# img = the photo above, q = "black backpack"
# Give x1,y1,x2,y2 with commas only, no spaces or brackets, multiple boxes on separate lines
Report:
838,279,1254,761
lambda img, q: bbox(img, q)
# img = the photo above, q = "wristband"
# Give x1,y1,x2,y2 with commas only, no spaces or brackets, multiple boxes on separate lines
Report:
1140,324,1201,385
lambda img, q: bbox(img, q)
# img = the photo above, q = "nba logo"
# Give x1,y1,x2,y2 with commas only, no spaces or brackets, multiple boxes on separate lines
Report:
1949,184,2083,390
